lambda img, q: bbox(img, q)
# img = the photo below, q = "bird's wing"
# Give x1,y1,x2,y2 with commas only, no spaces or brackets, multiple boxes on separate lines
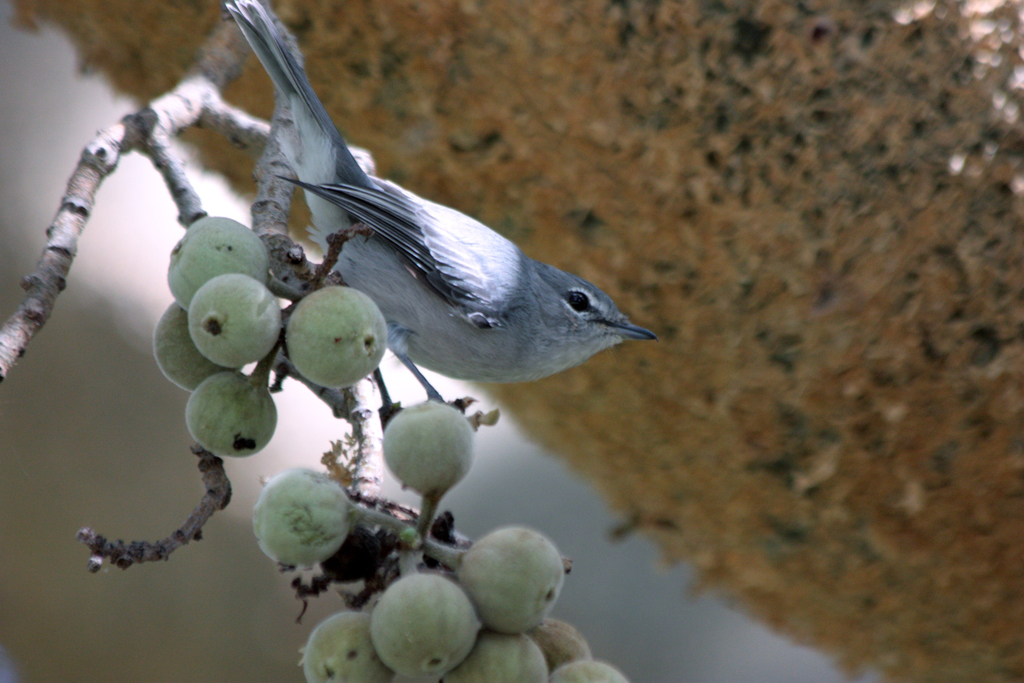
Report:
288,178,521,328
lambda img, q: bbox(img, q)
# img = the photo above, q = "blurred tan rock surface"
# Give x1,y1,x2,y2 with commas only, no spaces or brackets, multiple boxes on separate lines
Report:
13,0,1024,679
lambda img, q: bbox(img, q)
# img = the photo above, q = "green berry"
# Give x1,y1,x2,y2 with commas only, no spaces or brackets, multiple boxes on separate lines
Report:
188,273,281,368
168,216,269,308
549,660,631,683
286,286,387,387
153,302,231,390
457,527,564,634
252,468,351,567
382,401,474,499
369,573,480,677
444,632,547,683
185,371,277,456
528,619,592,672
301,611,393,683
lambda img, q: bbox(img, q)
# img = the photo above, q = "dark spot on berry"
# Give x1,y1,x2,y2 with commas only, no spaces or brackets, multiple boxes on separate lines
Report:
202,317,223,336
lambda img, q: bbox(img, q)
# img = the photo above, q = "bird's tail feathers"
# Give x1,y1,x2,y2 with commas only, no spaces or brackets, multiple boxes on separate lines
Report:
226,0,370,187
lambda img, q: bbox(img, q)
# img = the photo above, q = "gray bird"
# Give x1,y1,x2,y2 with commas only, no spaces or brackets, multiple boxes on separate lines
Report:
227,0,656,399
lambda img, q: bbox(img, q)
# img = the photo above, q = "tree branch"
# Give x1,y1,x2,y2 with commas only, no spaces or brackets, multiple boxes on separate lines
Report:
8,0,404,575
0,122,128,383
272,356,385,496
0,12,256,384
341,377,386,496
76,447,232,571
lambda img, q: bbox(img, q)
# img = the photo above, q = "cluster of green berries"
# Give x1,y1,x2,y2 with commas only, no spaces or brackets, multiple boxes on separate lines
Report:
154,217,629,681
296,523,627,682
153,216,387,457
252,400,630,682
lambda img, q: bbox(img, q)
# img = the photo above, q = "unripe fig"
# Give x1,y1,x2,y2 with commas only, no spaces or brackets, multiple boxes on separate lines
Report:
382,401,473,499
528,618,592,672
369,573,479,677
185,371,276,457
252,468,351,567
153,302,231,390
457,526,564,633
188,273,281,367
168,216,269,308
549,660,631,683
301,611,393,683
286,286,387,387
444,631,547,683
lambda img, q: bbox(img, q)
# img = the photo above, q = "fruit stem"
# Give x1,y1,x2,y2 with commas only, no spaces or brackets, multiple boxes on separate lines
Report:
414,493,440,539
249,340,281,389
351,502,464,570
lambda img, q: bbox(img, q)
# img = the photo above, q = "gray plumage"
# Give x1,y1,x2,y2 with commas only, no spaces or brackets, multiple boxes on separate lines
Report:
227,0,655,394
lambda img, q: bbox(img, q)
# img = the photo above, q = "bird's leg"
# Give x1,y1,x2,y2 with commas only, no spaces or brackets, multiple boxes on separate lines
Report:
385,322,445,403
373,360,444,428
373,368,399,426
395,353,445,403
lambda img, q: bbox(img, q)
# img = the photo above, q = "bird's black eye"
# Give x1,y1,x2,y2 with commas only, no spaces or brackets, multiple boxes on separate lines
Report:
566,290,591,312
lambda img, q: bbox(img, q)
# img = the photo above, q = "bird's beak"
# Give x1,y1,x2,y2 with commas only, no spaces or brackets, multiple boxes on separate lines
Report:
607,320,658,341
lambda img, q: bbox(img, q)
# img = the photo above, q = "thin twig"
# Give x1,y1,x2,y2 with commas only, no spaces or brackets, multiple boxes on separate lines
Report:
310,223,376,289
197,98,270,153
274,355,350,415
272,356,385,495
310,230,349,288
76,447,232,571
